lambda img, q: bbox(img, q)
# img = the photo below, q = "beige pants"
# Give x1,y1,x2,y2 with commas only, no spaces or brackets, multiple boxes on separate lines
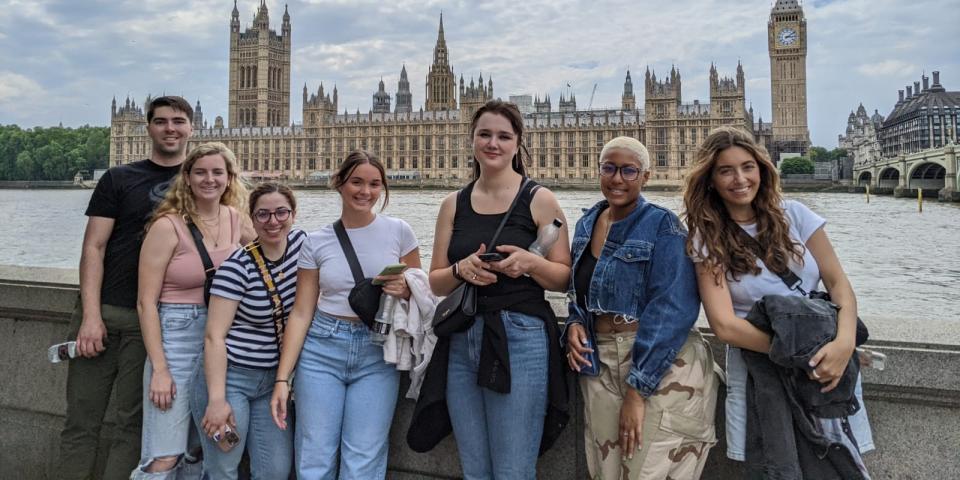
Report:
581,330,719,480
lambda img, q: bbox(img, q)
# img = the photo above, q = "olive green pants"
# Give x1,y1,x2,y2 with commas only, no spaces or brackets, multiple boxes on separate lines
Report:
581,330,719,480
57,298,146,480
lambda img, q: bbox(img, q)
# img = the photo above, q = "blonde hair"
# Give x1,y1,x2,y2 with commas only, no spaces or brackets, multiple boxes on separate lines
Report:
149,142,248,228
600,136,650,171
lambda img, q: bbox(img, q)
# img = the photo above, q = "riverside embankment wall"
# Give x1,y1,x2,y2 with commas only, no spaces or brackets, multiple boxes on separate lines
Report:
1,267,957,479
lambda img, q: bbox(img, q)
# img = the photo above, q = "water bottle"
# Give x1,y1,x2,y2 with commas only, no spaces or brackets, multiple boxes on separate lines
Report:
529,218,564,257
48,341,78,363
371,295,397,345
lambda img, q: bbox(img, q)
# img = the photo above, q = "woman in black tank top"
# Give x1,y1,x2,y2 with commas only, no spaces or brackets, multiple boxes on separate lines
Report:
413,100,572,477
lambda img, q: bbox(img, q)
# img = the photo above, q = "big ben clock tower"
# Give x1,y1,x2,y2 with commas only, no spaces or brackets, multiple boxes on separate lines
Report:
769,0,810,158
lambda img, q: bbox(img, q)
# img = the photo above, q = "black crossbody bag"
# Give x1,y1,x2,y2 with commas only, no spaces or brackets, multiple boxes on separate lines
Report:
333,219,383,328
738,229,869,345
186,219,216,306
433,178,531,336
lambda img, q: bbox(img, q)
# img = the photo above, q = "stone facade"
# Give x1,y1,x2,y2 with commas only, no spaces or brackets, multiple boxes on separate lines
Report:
228,0,291,128
109,4,763,186
838,103,883,170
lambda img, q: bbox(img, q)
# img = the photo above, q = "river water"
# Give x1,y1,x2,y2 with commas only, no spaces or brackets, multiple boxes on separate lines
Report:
5,188,959,323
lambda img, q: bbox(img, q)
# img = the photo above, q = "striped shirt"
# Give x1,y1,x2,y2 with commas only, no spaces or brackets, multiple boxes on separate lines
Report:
210,229,306,369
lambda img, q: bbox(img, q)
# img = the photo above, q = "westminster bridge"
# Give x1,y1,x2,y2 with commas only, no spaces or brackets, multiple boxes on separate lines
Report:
853,143,960,201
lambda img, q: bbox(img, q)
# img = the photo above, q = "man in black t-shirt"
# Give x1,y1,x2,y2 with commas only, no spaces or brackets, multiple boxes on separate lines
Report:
57,96,194,480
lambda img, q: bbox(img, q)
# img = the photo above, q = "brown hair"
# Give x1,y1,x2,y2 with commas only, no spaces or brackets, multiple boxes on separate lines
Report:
149,142,248,228
469,100,529,179
681,126,803,283
147,96,194,122
249,182,297,217
331,150,389,211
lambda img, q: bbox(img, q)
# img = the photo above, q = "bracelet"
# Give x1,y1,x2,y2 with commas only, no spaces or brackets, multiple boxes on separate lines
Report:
275,379,289,384
451,261,464,281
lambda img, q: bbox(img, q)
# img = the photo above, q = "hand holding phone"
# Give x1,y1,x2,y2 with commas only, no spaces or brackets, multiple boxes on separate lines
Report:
372,263,407,285
477,252,505,262
213,425,240,453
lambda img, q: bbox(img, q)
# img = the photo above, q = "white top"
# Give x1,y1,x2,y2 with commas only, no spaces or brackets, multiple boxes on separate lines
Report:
298,214,418,318
727,200,825,317
211,230,306,369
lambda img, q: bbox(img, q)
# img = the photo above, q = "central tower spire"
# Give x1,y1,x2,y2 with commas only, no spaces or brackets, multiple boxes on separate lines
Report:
425,13,457,111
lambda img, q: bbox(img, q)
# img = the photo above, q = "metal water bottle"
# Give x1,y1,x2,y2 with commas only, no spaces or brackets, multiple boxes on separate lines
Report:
371,295,397,345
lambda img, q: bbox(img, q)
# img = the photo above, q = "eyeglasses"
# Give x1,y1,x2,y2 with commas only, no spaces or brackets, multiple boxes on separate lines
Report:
599,162,642,181
254,208,292,224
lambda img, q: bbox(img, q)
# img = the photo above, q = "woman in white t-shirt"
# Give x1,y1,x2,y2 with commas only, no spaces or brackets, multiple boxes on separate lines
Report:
269,150,421,478
681,127,873,471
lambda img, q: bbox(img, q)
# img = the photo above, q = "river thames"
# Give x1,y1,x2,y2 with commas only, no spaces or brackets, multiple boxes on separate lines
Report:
5,188,959,324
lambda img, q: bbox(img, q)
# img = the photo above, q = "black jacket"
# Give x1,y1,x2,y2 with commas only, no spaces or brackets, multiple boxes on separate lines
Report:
406,294,570,457
742,294,866,480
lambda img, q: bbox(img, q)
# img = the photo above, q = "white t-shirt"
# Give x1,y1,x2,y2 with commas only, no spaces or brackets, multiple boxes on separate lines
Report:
725,199,825,317
298,214,418,318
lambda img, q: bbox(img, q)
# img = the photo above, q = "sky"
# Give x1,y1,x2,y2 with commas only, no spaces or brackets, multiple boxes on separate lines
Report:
0,0,957,147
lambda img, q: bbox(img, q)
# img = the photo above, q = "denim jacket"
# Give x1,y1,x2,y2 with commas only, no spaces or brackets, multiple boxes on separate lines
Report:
566,197,700,397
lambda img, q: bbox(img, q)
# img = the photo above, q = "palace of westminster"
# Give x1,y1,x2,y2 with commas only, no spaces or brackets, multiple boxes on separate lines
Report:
109,0,812,185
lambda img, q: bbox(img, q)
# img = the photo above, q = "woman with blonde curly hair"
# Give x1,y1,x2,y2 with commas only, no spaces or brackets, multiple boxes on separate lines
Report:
132,142,253,478
682,126,873,476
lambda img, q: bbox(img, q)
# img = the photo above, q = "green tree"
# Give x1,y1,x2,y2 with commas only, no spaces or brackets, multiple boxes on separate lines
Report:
0,124,109,181
780,157,814,175
808,146,829,163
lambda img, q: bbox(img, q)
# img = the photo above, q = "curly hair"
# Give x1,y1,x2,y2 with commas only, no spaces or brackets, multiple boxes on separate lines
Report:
149,142,248,229
681,126,803,284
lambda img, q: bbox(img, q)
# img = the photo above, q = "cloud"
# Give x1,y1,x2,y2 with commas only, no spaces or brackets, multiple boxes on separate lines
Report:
0,72,44,103
857,60,916,77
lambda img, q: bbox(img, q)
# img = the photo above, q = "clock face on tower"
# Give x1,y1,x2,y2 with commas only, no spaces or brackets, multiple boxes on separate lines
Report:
777,27,797,47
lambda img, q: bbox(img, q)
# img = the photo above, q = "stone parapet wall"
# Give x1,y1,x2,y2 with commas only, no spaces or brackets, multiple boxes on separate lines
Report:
1,270,957,479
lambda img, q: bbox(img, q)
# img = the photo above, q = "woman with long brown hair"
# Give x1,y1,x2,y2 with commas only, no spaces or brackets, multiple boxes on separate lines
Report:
682,126,873,473
134,142,251,478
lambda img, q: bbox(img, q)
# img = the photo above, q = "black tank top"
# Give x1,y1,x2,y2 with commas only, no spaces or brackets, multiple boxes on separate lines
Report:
448,179,544,311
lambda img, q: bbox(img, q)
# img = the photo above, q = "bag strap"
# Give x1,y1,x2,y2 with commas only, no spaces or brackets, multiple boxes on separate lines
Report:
243,240,286,350
736,228,807,295
333,219,366,285
486,177,532,250
186,218,216,282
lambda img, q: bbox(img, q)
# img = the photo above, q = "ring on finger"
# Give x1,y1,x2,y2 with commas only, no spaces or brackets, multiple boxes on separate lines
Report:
811,369,821,379
471,273,478,280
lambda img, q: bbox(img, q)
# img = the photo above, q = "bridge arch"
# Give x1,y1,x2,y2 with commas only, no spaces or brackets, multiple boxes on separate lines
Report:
878,167,901,188
908,162,946,190
857,171,872,187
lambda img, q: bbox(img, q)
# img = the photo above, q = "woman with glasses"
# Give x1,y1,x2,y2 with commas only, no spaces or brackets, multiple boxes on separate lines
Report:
134,142,251,478
270,151,420,478
565,137,718,479
190,183,303,478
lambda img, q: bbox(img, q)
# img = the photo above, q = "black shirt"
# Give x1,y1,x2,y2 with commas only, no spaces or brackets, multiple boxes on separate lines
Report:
85,159,181,308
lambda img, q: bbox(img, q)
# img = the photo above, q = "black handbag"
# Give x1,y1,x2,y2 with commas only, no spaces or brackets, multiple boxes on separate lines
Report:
432,178,530,336
738,229,869,345
333,219,383,328
186,219,216,306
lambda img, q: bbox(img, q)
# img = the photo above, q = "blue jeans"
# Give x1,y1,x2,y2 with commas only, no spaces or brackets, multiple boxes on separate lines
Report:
190,364,293,479
133,303,206,479
447,311,548,480
293,310,400,479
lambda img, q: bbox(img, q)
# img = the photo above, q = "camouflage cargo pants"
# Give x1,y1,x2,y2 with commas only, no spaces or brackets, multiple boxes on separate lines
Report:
581,330,719,480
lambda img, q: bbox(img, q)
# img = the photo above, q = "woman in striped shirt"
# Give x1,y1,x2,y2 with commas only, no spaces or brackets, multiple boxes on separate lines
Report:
191,183,304,478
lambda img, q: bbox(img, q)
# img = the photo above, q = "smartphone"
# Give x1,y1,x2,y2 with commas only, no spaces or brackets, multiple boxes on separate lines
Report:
372,263,408,285
477,252,505,262
213,425,240,453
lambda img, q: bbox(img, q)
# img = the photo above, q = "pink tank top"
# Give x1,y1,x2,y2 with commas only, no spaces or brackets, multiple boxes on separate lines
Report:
159,208,241,304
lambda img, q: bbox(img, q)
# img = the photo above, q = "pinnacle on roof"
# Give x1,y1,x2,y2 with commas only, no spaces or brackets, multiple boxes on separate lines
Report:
771,0,803,14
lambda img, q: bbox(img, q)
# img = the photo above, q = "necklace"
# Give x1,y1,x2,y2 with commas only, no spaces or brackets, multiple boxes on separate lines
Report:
198,206,222,248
